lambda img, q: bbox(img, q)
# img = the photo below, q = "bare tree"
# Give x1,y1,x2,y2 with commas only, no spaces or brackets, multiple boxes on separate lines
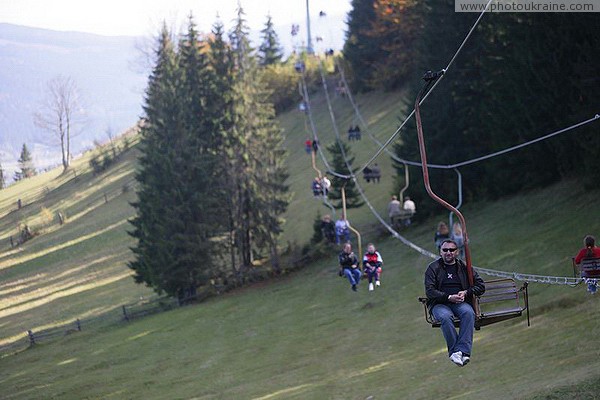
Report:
34,75,85,172
106,125,118,158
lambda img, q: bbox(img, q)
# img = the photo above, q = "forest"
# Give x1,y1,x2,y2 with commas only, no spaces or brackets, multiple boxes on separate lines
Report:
344,0,599,214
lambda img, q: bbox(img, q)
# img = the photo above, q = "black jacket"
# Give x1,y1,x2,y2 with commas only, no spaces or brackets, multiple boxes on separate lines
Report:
339,251,358,269
424,258,485,307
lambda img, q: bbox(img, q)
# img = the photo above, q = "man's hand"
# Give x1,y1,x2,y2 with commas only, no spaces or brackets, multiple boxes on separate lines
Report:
449,291,466,303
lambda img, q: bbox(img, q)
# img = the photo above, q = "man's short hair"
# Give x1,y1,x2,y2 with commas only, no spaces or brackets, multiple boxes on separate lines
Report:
440,239,458,248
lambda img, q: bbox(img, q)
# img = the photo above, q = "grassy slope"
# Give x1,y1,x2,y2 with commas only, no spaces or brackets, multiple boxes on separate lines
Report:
279,86,409,245
1,83,600,399
0,140,154,345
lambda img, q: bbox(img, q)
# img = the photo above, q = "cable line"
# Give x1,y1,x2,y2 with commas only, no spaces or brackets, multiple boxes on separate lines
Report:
311,60,588,287
295,0,592,286
336,60,600,170
315,60,437,258
299,84,337,217
299,69,351,179
300,0,495,179
356,0,494,173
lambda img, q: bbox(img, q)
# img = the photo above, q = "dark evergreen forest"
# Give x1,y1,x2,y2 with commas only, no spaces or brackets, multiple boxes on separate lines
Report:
344,0,599,215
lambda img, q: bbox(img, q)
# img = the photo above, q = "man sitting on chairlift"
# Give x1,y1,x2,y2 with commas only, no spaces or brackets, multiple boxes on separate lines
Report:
424,239,485,367
339,242,360,292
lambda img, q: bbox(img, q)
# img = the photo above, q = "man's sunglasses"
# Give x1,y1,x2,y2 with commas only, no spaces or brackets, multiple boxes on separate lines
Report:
441,248,458,252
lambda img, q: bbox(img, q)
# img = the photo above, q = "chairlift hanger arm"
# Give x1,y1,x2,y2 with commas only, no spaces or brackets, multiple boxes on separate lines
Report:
414,70,475,304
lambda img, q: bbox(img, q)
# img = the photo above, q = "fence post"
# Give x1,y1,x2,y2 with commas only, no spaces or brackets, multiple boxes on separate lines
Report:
27,330,35,346
104,193,108,203
76,319,81,331
57,212,65,225
122,305,129,322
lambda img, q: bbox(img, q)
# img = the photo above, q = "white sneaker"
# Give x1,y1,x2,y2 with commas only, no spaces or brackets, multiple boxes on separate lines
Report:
461,355,470,366
449,351,464,366
369,283,374,291
375,280,380,287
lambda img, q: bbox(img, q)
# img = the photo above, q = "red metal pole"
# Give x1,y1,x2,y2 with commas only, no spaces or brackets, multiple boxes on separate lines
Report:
414,85,478,314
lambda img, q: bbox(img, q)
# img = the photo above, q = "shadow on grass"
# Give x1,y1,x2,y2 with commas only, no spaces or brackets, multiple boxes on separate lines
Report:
527,375,600,399
534,295,581,314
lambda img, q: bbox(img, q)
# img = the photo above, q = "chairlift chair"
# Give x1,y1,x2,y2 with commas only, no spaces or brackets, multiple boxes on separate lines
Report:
418,279,530,330
572,256,600,278
572,256,600,293
393,161,415,228
294,61,305,73
414,71,530,329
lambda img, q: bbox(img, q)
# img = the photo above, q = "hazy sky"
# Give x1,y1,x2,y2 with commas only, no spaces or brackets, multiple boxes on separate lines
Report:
0,0,352,38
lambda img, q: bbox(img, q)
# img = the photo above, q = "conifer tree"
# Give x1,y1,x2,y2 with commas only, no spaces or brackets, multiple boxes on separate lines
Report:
326,140,364,210
129,24,180,296
208,19,238,273
129,19,223,299
173,15,223,292
14,143,36,181
224,6,289,273
258,15,283,66
343,0,380,92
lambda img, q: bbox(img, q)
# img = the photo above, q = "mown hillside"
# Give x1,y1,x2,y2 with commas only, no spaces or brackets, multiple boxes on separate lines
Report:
1,82,600,399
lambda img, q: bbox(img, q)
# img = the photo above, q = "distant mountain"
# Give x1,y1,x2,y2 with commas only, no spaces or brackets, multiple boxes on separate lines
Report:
0,23,148,179
0,17,347,182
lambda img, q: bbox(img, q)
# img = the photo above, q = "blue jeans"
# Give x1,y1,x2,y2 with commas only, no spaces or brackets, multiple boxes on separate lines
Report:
343,268,361,286
431,302,475,356
336,229,350,245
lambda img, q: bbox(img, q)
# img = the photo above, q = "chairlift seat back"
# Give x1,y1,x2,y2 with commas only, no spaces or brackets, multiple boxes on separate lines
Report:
418,278,529,330
580,257,600,278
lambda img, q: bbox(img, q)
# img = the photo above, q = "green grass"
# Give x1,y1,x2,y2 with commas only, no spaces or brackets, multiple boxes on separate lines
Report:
0,138,154,346
1,84,600,399
278,85,410,245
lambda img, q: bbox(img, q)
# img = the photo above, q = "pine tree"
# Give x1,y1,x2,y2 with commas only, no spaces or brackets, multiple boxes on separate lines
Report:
14,143,36,181
326,140,364,211
128,24,181,296
343,0,380,92
258,15,283,66
223,6,289,273
391,0,600,213
172,14,223,293
128,19,223,300
208,18,238,273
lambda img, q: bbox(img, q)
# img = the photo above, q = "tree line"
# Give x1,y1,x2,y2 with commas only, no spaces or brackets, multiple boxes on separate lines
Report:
344,0,600,216
128,10,290,300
